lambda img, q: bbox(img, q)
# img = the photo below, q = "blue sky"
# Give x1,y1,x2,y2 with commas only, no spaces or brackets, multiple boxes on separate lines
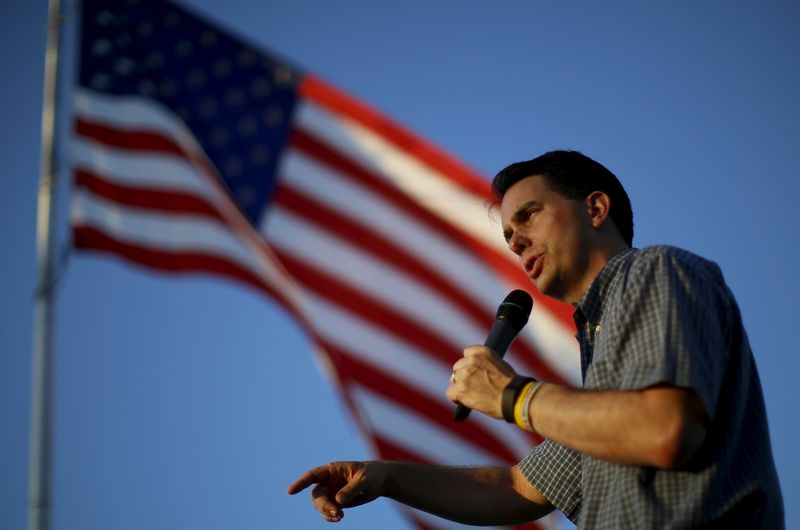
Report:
2,1,799,529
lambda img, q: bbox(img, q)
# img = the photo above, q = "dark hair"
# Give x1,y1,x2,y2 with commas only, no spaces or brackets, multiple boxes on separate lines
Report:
492,150,634,246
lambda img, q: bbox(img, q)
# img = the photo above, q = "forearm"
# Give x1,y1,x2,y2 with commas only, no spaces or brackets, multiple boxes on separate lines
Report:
527,384,706,468
383,463,552,526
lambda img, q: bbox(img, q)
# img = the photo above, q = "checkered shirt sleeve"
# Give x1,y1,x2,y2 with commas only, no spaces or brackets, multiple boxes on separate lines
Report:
610,247,733,417
518,439,582,523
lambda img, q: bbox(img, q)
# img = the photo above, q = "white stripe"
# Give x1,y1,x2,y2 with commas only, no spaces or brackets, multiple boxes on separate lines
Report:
264,206,490,346
350,385,499,466
291,104,580,381
278,149,508,310
72,136,214,199
295,101,509,256
71,189,259,272
301,292,534,459
74,88,308,314
75,88,197,148
527,305,582,386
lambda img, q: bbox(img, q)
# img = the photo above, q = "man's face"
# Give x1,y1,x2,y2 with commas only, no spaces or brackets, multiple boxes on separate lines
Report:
499,175,595,303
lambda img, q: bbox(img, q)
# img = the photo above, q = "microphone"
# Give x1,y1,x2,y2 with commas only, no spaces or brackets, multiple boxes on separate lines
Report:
453,289,534,421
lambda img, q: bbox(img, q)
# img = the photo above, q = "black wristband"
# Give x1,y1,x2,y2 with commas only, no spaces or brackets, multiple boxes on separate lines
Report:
502,376,534,423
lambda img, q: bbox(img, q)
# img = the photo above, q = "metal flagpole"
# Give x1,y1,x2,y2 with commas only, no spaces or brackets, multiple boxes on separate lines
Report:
29,0,65,528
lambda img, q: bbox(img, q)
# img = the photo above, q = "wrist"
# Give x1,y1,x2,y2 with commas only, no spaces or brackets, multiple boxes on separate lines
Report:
514,381,545,432
380,460,398,499
502,375,535,423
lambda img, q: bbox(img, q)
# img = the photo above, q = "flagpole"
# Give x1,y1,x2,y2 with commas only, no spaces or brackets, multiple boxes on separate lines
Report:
29,0,65,528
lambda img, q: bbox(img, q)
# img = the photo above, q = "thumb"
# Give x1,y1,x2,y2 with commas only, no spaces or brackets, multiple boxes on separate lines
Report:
335,482,358,506
335,474,370,507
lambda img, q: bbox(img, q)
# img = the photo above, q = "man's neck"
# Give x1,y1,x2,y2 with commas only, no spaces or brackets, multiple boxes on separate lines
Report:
567,242,631,306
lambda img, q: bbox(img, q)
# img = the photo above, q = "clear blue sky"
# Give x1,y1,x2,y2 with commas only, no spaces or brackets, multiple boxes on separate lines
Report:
2,1,799,529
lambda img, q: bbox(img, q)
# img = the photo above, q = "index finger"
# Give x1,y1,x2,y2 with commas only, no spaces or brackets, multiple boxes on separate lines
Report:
463,345,494,357
287,465,330,495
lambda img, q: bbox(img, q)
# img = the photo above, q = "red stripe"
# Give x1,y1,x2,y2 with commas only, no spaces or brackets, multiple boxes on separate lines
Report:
299,75,492,199
505,336,569,386
273,184,495,330
289,126,576,334
272,249,460,367
74,116,224,201
271,183,567,383
74,169,222,219
78,107,575,331
327,344,520,464
72,226,289,307
290,125,574,323
74,120,572,382
290,127,479,254
75,117,185,156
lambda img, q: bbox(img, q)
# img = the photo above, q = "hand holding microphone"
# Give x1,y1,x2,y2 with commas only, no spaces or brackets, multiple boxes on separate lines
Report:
449,290,533,421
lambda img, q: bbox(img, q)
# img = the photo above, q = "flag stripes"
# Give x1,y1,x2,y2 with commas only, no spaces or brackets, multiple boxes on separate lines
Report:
72,2,580,528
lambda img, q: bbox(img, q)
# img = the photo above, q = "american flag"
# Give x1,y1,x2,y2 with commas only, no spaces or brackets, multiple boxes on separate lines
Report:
71,0,579,528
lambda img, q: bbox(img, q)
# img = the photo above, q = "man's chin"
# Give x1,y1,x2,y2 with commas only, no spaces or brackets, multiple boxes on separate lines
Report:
533,278,567,303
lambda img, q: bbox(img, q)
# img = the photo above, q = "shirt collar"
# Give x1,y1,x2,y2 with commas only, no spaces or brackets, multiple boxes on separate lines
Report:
574,248,638,327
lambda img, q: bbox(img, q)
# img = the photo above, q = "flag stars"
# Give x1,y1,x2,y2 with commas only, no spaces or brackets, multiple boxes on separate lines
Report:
224,155,244,177
237,48,256,67
92,39,112,57
95,10,115,26
113,57,136,76
237,116,259,137
137,21,154,37
213,58,232,77
159,78,178,97
79,0,299,223
146,50,165,68
90,72,112,90
210,127,230,147
163,11,180,27
137,79,157,96
250,145,270,166
115,32,132,48
186,68,206,88
175,39,194,57
263,107,284,127
199,30,217,47
250,77,271,98
225,87,246,107
235,185,258,206
198,97,219,118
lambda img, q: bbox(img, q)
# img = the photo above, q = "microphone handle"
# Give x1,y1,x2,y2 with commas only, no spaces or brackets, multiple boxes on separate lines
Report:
453,319,519,421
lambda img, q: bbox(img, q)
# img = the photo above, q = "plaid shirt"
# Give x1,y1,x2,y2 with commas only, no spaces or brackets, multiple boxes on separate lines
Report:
519,246,784,529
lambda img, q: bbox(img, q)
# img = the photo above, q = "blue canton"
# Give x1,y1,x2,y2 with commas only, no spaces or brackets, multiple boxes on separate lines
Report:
79,0,301,223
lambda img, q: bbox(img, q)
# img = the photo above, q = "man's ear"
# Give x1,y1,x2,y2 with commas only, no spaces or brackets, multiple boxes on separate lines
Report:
585,191,612,228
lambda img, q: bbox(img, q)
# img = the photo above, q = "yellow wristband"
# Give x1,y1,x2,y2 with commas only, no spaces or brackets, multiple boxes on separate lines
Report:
519,381,544,432
513,381,535,429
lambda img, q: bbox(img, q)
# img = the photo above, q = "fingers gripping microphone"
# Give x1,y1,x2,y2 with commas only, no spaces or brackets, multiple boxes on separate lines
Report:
453,290,534,421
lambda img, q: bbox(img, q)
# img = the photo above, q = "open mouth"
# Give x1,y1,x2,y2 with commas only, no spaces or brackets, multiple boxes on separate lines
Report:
525,253,544,278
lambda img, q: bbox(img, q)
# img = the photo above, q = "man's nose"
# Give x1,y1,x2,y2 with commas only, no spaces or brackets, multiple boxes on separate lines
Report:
508,231,528,256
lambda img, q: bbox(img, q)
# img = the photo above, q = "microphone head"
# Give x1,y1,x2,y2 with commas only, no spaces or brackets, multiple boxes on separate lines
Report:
496,289,533,331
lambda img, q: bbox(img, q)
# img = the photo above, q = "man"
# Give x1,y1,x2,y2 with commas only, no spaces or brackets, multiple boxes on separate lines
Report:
287,151,784,528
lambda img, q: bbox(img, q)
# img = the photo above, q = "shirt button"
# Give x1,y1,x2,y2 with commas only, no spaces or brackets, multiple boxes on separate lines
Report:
595,324,602,333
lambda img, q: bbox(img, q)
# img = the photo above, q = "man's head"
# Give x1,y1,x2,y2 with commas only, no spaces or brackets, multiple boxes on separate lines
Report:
492,150,633,247
494,151,633,303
